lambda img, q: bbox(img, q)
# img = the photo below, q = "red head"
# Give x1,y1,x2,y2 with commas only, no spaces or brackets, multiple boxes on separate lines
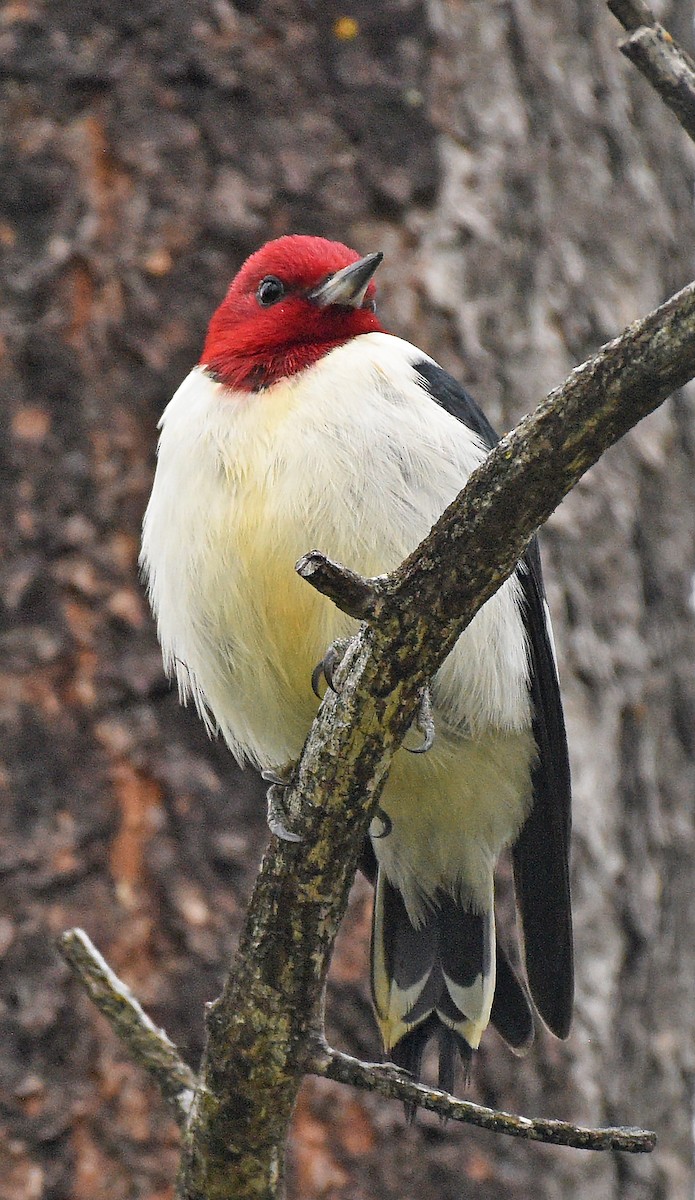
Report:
200,235,384,392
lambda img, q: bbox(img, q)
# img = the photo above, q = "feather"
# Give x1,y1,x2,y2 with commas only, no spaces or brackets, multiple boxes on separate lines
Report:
414,357,573,1040
371,874,496,1090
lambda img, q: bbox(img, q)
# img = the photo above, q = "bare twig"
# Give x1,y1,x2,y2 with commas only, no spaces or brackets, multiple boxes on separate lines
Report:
307,1043,656,1154
58,928,197,1128
620,28,695,142
607,2,695,144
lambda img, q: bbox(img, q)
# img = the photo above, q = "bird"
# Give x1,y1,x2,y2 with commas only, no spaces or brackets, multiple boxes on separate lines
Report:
140,234,573,1091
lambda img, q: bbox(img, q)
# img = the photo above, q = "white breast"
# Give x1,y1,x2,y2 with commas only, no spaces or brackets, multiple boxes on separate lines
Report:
140,332,532,772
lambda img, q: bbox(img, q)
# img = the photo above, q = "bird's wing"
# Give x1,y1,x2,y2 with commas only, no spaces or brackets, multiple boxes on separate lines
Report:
413,359,501,448
513,543,573,1036
413,359,573,1038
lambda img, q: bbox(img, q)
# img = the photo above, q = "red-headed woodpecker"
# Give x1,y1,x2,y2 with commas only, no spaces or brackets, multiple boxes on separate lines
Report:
140,235,573,1090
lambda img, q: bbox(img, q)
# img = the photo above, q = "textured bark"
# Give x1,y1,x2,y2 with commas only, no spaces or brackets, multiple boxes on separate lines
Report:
3,2,695,1199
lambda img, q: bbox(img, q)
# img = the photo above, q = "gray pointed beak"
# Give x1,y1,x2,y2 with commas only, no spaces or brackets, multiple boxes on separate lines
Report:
308,252,383,309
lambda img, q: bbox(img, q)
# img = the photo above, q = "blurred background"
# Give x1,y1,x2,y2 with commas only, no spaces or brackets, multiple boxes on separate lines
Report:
3,1,695,1197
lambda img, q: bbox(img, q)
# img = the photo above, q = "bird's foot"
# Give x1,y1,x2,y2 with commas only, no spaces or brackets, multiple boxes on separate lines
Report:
406,683,435,754
261,766,303,843
311,638,352,699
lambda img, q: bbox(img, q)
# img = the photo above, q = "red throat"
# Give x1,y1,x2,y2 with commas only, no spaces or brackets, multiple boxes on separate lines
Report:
201,308,382,391
199,235,384,393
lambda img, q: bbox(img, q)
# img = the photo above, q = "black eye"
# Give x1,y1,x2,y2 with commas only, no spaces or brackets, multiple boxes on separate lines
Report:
256,276,285,307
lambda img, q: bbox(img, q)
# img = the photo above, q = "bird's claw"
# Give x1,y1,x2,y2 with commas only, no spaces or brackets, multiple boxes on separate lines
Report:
261,767,291,788
311,638,351,699
370,806,392,839
262,767,303,843
406,684,435,754
310,660,326,700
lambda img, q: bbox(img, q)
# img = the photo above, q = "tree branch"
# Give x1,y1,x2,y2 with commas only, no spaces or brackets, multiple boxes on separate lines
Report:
57,928,657,1156
607,0,655,31
607,1,695,144
173,279,695,1199
58,928,196,1128
307,1043,656,1153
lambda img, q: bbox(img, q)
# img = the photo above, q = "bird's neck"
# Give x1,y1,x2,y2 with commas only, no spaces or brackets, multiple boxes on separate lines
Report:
200,312,383,392
201,339,353,392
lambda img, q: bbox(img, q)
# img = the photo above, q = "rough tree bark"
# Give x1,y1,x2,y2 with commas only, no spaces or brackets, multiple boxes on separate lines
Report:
2,2,695,1199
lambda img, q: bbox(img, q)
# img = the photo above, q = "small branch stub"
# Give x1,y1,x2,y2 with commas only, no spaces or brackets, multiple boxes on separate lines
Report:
295,551,380,620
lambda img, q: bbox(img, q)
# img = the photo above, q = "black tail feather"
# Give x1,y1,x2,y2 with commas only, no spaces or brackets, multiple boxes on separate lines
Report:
389,1016,472,1121
387,938,533,1108
372,876,494,1108
372,869,543,1109
390,1014,439,1123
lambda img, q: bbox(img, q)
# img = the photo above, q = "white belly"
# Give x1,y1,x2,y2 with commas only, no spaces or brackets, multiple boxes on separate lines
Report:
141,334,535,910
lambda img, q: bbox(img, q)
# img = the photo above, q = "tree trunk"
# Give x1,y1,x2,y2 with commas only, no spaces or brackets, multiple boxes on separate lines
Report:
2,1,695,1197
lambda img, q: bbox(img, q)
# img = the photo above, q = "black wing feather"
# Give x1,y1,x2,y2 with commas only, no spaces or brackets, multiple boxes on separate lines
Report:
414,359,500,449
515,549,573,1036
414,358,573,1039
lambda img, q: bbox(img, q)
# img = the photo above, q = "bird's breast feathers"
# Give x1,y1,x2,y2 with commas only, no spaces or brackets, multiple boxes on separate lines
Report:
141,332,532,770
